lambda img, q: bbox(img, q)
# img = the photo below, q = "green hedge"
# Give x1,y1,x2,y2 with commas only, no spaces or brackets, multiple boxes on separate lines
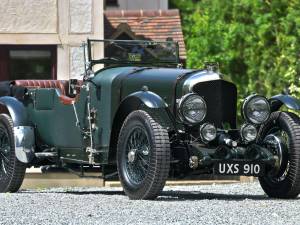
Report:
171,0,300,100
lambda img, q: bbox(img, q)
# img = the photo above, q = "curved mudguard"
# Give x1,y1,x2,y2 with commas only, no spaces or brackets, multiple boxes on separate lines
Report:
0,96,35,163
125,90,175,130
128,90,168,108
0,96,28,126
269,94,300,111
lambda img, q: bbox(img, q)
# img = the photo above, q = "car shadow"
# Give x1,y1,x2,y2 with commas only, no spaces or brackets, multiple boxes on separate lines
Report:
19,189,289,201
158,191,270,201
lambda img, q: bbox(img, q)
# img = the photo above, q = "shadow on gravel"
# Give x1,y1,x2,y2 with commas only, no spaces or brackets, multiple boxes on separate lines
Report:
21,190,277,201
65,191,125,195
157,191,270,201
21,190,125,195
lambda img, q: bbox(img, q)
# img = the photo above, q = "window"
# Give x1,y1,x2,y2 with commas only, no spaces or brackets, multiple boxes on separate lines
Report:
9,50,52,80
0,45,56,81
105,0,118,7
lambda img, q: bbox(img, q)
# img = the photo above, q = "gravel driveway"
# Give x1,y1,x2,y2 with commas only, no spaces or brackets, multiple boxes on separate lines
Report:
0,182,299,225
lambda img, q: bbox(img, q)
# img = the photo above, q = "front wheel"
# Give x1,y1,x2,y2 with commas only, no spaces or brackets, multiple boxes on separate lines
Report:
117,110,170,200
258,111,300,198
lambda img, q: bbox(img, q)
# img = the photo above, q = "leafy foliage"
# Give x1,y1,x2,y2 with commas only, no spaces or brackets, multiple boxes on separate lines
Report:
171,0,300,100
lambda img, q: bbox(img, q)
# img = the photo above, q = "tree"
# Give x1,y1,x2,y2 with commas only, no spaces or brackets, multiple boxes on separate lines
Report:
171,0,300,100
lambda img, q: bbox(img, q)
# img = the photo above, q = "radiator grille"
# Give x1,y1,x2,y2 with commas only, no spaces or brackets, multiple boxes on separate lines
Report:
192,80,237,128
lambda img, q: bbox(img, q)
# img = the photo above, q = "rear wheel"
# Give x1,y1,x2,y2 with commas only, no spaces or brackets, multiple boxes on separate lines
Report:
258,111,300,198
0,114,26,193
117,110,170,200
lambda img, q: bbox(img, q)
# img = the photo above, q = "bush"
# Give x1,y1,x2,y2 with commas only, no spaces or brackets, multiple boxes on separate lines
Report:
171,0,300,100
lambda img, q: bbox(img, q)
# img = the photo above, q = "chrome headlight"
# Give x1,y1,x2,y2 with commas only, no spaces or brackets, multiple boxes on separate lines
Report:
179,93,207,124
240,123,257,142
242,95,270,124
200,123,217,142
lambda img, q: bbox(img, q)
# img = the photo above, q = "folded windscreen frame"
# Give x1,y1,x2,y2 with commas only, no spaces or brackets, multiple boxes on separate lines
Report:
87,39,180,68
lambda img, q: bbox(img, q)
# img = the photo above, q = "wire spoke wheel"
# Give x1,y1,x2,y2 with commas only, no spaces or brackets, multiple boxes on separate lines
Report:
0,127,11,179
258,111,300,198
125,127,151,185
117,110,170,200
0,114,26,193
263,127,290,183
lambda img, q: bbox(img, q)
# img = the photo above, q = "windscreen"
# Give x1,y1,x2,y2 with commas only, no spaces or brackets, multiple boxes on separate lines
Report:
87,39,180,66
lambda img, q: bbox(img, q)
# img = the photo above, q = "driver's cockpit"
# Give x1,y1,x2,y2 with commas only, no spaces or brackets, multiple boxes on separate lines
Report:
9,79,83,105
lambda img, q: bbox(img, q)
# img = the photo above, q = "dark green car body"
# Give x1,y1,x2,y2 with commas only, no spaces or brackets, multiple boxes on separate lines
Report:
30,67,193,162
2,40,300,198
13,66,229,165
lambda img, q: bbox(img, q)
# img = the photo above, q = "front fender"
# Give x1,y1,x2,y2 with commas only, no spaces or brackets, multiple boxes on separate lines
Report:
108,91,173,164
0,96,28,126
128,90,168,108
119,90,175,131
269,94,300,111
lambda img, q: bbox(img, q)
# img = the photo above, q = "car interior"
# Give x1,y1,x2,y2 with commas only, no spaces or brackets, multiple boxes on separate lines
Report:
12,79,83,105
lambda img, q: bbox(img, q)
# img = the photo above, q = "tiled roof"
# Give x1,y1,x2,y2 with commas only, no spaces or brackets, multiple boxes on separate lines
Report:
104,9,186,59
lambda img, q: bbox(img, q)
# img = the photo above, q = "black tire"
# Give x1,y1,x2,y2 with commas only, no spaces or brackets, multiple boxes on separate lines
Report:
0,114,26,193
117,110,170,200
258,111,300,198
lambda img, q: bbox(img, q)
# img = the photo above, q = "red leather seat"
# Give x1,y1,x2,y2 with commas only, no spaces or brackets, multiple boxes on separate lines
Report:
14,79,84,105
14,80,69,95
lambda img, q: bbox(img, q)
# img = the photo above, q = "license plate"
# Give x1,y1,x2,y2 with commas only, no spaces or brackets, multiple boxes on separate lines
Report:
214,161,265,176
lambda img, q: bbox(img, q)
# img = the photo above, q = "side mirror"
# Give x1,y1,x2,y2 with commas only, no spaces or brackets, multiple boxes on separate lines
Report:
69,79,78,97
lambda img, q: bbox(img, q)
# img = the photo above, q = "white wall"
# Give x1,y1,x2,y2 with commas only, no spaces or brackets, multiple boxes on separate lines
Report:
0,0,104,80
0,0,58,33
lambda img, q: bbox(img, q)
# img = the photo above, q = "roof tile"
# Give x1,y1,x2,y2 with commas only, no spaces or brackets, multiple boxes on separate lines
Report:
104,9,186,59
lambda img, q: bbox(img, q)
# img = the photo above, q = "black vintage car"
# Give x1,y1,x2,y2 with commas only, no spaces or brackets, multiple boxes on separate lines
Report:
1,39,300,200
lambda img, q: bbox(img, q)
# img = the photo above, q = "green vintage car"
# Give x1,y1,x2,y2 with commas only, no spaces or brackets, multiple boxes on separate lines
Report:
1,39,300,200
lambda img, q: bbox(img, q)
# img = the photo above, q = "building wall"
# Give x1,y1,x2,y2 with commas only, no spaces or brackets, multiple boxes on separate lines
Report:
106,0,168,10
0,0,103,80
0,0,58,33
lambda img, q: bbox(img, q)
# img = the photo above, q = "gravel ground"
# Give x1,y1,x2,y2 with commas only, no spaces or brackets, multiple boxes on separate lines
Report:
0,182,299,225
